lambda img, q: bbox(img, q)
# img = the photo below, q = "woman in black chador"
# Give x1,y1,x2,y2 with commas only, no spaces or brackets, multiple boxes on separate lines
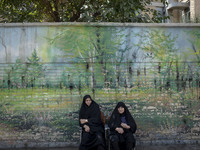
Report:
108,102,137,150
79,95,106,150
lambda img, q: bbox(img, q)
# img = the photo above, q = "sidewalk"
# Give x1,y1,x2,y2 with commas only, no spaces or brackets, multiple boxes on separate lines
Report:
2,145,200,150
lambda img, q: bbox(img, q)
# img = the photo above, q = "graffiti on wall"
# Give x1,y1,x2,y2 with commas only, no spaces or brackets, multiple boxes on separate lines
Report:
0,24,200,145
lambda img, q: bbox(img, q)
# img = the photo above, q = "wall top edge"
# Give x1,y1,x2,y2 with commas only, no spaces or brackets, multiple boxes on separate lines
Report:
0,22,200,27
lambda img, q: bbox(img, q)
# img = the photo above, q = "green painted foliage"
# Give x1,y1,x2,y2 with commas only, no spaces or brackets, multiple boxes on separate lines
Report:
51,27,130,88
186,30,200,63
135,29,178,62
3,49,45,88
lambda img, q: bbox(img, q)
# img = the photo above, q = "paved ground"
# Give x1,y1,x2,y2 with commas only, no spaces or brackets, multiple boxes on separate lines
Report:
136,145,200,150
2,145,200,150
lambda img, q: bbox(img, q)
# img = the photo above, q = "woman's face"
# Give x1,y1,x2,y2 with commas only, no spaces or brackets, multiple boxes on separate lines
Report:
118,106,125,114
85,98,92,106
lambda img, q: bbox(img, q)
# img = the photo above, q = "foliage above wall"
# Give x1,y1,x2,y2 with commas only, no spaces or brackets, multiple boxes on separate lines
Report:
0,0,167,23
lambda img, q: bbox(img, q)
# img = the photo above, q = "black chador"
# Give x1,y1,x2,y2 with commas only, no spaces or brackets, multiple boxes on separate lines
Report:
108,102,137,150
79,95,106,150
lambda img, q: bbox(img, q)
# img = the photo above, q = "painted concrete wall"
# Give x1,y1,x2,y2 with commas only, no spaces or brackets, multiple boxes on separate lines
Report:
0,23,200,148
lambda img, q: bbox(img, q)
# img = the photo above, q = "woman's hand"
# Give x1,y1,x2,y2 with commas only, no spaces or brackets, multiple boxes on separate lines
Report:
115,127,124,134
83,125,90,132
80,119,88,124
121,123,130,129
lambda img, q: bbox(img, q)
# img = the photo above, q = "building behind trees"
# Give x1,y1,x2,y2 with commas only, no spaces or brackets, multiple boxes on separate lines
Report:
150,0,200,23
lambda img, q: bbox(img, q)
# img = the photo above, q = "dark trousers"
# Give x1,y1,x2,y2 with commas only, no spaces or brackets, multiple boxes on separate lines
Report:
110,132,135,150
79,131,106,150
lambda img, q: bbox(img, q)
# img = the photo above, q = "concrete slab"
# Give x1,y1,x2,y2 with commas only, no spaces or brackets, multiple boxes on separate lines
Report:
1,145,200,150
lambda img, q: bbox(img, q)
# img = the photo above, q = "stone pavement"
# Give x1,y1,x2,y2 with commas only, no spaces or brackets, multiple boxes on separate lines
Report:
2,145,200,150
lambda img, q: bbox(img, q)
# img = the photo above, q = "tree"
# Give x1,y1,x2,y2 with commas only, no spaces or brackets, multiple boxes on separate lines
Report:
26,49,45,88
183,30,200,91
135,29,179,90
0,0,167,23
186,30,200,64
3,50,45,88
135,29,178,62
4,58,26,88
50,26,130,89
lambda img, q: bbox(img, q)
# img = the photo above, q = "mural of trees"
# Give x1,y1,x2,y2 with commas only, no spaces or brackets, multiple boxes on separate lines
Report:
186,30,200,63
51,27,132,90
134,29,179,91
3,49,45,88
0,25,200,146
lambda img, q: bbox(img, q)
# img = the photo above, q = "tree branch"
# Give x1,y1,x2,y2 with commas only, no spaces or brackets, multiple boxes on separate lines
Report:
43,0,60,22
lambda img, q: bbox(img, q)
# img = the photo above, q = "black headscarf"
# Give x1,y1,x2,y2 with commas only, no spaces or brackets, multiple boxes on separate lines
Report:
79,95,104,133
108,102,137,133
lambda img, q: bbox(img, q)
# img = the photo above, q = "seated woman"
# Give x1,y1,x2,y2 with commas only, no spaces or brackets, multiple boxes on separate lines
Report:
79,95,106,150
108,102,137,150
